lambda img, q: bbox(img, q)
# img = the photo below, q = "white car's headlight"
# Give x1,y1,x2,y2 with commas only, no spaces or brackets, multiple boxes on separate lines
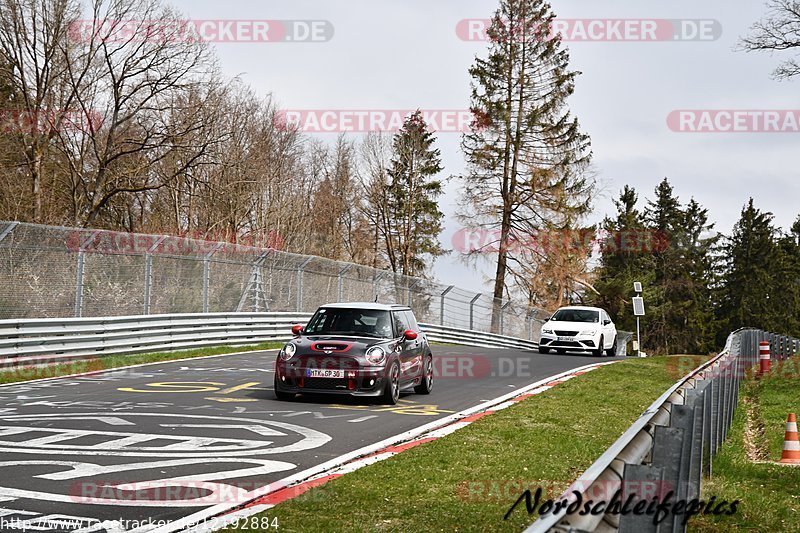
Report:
579,330,597,336
280,343,297,361
365,346,386,365
542,329,554,335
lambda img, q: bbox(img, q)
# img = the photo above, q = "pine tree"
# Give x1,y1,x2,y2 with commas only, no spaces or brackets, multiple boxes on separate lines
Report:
381,111,446,279
717,199,782,340
592,186,655,333
460,0,592,331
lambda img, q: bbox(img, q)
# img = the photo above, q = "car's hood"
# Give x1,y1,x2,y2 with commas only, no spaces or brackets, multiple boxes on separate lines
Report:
543,321,600,331
291,335,398,354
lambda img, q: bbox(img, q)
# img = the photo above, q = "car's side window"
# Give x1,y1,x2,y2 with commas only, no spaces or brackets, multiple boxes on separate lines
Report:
393,311,411,337
403,310,419,332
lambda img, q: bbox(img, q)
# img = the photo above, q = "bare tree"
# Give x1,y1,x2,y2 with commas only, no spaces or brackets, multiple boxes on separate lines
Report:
56,0,216,227
0,0,85,222
741,0,800,80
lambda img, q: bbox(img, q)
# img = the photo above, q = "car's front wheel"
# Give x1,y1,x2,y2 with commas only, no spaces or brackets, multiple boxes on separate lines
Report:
593,336,604,357
382,360,401,405
606,336,618,357
538,347,550,354
273,373,294,401
414,354,433,394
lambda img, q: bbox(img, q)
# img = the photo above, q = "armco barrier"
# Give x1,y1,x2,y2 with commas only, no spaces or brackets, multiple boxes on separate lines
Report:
0,312,555,365
524,328,799,533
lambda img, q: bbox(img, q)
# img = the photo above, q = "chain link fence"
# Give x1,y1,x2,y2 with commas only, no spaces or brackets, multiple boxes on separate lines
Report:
0,221,552,340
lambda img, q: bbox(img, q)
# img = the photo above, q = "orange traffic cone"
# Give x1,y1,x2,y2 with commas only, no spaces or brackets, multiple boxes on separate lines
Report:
780,413,800,464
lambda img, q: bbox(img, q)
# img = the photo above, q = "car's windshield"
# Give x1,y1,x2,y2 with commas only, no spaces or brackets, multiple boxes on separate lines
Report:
305,308,393,338
551,309,599,323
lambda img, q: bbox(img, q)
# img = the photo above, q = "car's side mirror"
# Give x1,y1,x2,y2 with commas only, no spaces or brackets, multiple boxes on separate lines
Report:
603,320,611,326
403,330,418,341
291,324,303,336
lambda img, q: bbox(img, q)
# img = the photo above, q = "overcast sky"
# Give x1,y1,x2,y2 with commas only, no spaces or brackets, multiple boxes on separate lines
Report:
168,0,799,293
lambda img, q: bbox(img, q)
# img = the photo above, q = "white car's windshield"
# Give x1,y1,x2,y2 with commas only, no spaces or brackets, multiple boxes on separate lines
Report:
551,309,599,323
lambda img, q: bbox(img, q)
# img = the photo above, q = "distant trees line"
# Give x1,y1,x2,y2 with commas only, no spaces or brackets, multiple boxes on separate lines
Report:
0,0,446,279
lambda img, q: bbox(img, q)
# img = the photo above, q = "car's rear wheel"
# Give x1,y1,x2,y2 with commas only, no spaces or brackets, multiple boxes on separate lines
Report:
414,354,433,394
606,336,618,357
382,361,400,405
593,336,604,357
538,347,550,354
273,373,294,401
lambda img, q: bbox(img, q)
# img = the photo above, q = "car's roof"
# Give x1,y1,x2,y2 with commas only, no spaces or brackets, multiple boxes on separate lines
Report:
319,302,412,311
555,306,603,312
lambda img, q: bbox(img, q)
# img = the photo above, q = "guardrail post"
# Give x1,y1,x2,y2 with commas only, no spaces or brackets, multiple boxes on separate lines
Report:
297,257,314,312
74,250,85,318
440,285,455,326
469,293,481,331
618,464,664,533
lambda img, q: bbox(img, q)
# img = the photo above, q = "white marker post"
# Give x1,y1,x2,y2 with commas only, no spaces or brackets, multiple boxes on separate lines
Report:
633,282,645,357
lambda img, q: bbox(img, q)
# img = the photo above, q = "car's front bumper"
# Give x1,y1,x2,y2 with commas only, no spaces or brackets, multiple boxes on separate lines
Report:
275,363,388,396
539,334,598,350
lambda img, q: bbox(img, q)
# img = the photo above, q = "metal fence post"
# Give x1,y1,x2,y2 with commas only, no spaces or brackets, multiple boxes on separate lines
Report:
202,243,224,313
440,285,455,326
337,264,352,302
297,257,314,312
143,235,166,315
469,293,481,331
74,250,85,318
499,301,511,336
0,221,18,244
144,254,152,315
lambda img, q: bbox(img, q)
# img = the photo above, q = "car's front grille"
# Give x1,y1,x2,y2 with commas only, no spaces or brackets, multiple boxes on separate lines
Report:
554,341,582,347
302,377,349,390
554,330,579,336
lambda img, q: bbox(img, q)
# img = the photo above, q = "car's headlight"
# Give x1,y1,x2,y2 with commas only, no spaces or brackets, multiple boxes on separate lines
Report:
542,329,554,335
365,346,386,365
579,330,597,336
280,343,297,361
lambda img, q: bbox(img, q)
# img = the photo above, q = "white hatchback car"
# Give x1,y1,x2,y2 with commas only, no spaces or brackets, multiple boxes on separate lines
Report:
538,306,618,356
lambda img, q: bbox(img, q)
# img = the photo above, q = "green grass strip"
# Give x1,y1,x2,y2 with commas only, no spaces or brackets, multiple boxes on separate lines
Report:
0,342,283,385
693,358,800,532
226,356,704,532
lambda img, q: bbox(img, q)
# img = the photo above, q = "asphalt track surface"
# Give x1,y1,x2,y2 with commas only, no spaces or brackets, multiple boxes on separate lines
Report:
0,346,621,532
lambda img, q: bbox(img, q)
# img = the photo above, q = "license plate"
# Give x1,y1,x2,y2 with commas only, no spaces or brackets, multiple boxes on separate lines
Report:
557,336,575,342
306,369,345,379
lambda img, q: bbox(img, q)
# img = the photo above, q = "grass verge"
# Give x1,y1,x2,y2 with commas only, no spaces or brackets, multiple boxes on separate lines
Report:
227,355,704,533
0,342,283,385
693,358,800,532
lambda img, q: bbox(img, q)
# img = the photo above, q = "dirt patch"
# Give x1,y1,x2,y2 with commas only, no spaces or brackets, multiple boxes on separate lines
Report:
742,380,770,462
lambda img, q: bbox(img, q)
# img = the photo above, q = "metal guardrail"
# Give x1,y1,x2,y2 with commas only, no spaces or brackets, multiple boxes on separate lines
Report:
0,312,563,365
0,313,311,364
524,328,799,533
